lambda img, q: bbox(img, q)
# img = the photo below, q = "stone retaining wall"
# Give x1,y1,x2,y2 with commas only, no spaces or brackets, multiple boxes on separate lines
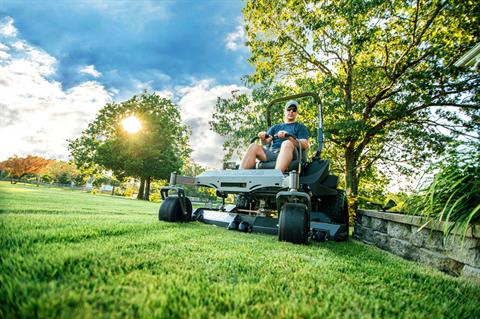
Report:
354,210,480,282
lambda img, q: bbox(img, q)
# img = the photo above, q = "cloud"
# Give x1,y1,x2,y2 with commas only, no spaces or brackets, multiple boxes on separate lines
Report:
175,79,250,168
0,42,10,60
225,20,247,51
2,1,250,102
0,16,17,37
0,15,251,169
0,17,112,161
79,65,102,78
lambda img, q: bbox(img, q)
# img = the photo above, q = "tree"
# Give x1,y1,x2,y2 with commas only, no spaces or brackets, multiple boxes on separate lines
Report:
92,175,121,195
0,155,52,183
211,83,297,160
45,160,79,184
226,0,479,214
68,92,190,200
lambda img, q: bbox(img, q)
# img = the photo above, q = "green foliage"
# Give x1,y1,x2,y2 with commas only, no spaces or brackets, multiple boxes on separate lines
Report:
148,192,161,203
40,174,53,184
92,175,119,188
123,186,135,198
1,181,479,318
211,84,296,160
406,142,480,238
239,0,480,211
68,92,190,181
45,160,79,184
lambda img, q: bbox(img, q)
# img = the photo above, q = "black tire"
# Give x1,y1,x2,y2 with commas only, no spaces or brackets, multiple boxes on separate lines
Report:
317,190,349,241
158,197,192,222
337,194,349,241
336,190,349,226
278,203,309,244
317,190,348,224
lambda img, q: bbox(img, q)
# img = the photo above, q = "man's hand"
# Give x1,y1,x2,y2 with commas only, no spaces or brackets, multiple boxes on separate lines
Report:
258,131,272,145
258,131,267,141
277,130,289,138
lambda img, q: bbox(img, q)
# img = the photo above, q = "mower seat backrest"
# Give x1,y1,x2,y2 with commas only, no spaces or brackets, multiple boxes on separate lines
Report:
299,159,330,185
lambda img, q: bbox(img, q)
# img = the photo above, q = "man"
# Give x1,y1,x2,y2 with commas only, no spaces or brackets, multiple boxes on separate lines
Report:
240,100,308,172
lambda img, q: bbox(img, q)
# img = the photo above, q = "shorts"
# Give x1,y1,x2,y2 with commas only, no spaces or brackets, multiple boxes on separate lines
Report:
263,147,299,162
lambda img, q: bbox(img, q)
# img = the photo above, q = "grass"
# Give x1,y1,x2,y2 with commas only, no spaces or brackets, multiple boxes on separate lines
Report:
1,181,479,318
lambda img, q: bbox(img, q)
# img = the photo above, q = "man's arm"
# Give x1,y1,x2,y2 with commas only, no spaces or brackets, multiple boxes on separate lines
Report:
258,131,273,145
285,136,307,150
297,124,309,150
277,125,308,150
297,138,308,150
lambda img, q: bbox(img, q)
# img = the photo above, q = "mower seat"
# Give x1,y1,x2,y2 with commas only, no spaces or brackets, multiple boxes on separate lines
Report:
257,148,307,172
257,160,301,171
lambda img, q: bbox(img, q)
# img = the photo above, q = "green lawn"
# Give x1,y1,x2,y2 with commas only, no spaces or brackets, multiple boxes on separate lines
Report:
1,181,478,318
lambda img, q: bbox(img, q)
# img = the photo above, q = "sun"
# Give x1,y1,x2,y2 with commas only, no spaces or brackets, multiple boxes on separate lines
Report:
121,115,141,133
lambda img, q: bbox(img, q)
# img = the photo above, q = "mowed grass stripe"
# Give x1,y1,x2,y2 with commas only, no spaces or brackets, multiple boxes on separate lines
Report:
0,181,479,318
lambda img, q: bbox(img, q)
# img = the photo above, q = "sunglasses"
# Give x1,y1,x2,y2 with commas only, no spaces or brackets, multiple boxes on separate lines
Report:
286,107,297,112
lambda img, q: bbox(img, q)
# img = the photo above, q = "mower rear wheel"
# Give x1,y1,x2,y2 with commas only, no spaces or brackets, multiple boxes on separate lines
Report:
318,190,348,223
158,197,192,222
278,203,309,244
317,190,349,241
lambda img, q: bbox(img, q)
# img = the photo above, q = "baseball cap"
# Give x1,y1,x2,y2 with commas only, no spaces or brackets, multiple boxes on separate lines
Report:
285,100,299,112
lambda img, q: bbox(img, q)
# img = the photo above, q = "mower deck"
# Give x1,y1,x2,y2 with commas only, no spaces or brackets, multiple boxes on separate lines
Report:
193,207,348,241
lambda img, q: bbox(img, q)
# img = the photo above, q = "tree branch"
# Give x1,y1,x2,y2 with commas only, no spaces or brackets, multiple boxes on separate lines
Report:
268,15,333,76
362,1,446,121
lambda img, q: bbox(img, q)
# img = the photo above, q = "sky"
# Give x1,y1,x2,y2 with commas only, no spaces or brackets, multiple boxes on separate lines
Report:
0,0,251,168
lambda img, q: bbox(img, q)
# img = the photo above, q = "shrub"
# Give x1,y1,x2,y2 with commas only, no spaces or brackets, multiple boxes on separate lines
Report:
149,192,161,203
41,174,53,183
124,187,135,198
406,142,480,239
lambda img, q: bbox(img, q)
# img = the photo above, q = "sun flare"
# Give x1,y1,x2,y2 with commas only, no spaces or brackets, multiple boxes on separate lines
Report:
121,115,141,133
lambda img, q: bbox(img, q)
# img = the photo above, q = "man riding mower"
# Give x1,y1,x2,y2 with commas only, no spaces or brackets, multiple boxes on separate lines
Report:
158,92,348,244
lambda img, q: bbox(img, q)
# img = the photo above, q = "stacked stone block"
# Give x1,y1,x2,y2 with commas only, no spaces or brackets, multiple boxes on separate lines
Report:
354,210,480,282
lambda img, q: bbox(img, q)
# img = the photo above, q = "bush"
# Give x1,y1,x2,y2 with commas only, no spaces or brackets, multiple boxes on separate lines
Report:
149,192,161,203
124,187,135,198
41,174,53,183
406,142,480,238
114,187,125,196
58,173,71,185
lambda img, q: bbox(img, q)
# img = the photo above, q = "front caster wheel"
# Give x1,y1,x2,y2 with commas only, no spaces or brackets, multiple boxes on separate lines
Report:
159,197,192,222
278,203,309,244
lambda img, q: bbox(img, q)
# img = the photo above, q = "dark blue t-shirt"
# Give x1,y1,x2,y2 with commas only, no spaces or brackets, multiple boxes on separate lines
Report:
267,122,308,150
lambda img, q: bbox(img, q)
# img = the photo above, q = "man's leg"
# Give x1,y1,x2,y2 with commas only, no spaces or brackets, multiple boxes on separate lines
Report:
240,144,268,169
275,140,295,172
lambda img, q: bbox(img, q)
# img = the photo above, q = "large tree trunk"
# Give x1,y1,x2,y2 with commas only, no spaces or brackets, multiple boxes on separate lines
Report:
144,176,151,201
345,146,359,224
137,177,145,200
